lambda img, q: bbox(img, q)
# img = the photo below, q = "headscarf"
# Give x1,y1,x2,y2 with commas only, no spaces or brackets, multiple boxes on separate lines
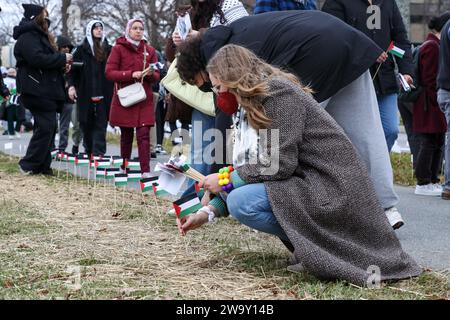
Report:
125,19,145,47
86,20,105,56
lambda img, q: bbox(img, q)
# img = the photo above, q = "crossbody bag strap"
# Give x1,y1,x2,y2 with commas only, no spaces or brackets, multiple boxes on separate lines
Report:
141,45,147,85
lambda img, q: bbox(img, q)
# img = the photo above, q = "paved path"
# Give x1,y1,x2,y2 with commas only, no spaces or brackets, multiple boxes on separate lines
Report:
1,132,449,272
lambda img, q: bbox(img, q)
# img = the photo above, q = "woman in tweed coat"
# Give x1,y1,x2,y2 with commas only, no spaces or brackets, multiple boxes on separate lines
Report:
178,45,422,286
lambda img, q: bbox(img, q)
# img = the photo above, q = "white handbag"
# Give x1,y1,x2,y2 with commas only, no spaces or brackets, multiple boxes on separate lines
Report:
117,82,147,107
116,46,148,108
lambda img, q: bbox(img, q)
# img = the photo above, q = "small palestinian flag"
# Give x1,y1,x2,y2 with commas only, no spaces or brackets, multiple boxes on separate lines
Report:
51,150,59,159
67,154,76,163
387,41,405,58
96,168,106,179
75,157,90,166
57,152,66,161
126,158,141,169
95,159,111,169
112,156,124,167
114,173,128,186
140,176,158,193
152,182,169,197
105,168,120,179
127,170,142,182
173,193,202,219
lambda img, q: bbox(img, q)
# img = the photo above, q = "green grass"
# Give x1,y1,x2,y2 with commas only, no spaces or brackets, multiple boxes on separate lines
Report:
390,153,416,186
1,150,449,300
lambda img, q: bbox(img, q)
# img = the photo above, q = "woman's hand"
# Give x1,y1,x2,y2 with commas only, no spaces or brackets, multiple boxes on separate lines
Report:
132,71,143,79
376,51,388,63
200,173,222,194
177,211,209,236
65,53,73,63
64,64,71,74
172,31,183,46
402,74,414,85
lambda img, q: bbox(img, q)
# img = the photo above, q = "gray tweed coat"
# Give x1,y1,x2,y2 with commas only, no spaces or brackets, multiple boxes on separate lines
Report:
235,77,422,286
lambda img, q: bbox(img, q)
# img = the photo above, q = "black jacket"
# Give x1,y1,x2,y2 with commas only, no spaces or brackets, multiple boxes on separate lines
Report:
0,77,9,98
200,11,382,102
438,20,450,91
322,0,414,95
13,19,67,105
67,38,113,123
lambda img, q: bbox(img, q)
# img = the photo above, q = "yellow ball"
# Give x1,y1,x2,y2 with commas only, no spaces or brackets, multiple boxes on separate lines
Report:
223,178,230,185
219,179,225,186
222,172,229,179
218,173,223,180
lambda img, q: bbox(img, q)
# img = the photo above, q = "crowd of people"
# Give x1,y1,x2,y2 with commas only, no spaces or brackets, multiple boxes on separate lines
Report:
2,0,449,286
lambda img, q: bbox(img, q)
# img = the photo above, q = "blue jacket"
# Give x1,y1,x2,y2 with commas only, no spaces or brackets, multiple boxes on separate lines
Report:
254,0,316,14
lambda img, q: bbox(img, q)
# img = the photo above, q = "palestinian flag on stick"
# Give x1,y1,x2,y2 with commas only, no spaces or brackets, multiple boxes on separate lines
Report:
152,183,169,197
126,158,141,169
140,176,158,193
51,150,59,159
95,159,111,169
57,152,67,161
114,173,128,186
105,168,120,179
112,156,124,167
127,170,142,182
387,41,405,58
75,156,90,166
66,154,76,163
96,168,106,179
173,193,202,219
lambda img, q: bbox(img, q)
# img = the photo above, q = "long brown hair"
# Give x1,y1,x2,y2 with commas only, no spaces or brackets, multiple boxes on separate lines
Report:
93,38,106,62
206,44,313,130
35,9,57,51
191,0,226,29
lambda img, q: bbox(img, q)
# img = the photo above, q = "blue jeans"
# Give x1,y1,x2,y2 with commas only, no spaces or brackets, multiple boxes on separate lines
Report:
226,183,289,242
377,93,399,152
438,89,450,190
182,109,216,197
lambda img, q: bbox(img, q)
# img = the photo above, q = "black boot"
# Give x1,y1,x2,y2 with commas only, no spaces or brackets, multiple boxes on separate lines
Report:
72,145,79,155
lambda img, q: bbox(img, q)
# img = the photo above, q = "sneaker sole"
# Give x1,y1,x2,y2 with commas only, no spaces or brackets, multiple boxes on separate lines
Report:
414,191,442,196
392,221,404,230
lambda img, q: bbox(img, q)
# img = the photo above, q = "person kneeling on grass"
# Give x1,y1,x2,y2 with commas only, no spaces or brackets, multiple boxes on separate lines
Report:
176,44,422,286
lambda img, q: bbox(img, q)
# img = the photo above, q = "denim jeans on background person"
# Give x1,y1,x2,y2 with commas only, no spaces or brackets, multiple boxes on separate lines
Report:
182,109,216,197
226,183,289,242
57,103,73,151
437,89,450,190
377,93,400,152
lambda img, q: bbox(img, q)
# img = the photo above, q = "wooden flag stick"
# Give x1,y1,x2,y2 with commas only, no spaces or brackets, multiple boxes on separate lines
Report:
372,63,382,81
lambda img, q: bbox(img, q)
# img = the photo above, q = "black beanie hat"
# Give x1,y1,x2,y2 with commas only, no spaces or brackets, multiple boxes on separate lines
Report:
22,3,44,20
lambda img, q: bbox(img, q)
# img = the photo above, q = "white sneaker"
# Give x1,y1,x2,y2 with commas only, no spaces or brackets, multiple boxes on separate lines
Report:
415,184,442,197
432,184,443,193
166,208,176,217
385,207,404,230
15,133,21,139
8,135,14,140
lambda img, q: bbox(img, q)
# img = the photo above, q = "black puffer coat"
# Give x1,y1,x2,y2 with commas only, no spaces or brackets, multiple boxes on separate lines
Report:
13,19,67,106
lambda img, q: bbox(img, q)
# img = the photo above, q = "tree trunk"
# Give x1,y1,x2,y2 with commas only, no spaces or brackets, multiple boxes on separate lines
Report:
61,0,72,38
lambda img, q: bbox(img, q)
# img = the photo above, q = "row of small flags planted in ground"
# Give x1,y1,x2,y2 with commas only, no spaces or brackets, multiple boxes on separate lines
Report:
51,150,204,220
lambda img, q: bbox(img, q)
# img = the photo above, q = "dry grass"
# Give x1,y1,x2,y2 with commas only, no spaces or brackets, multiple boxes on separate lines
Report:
0,154,448,300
